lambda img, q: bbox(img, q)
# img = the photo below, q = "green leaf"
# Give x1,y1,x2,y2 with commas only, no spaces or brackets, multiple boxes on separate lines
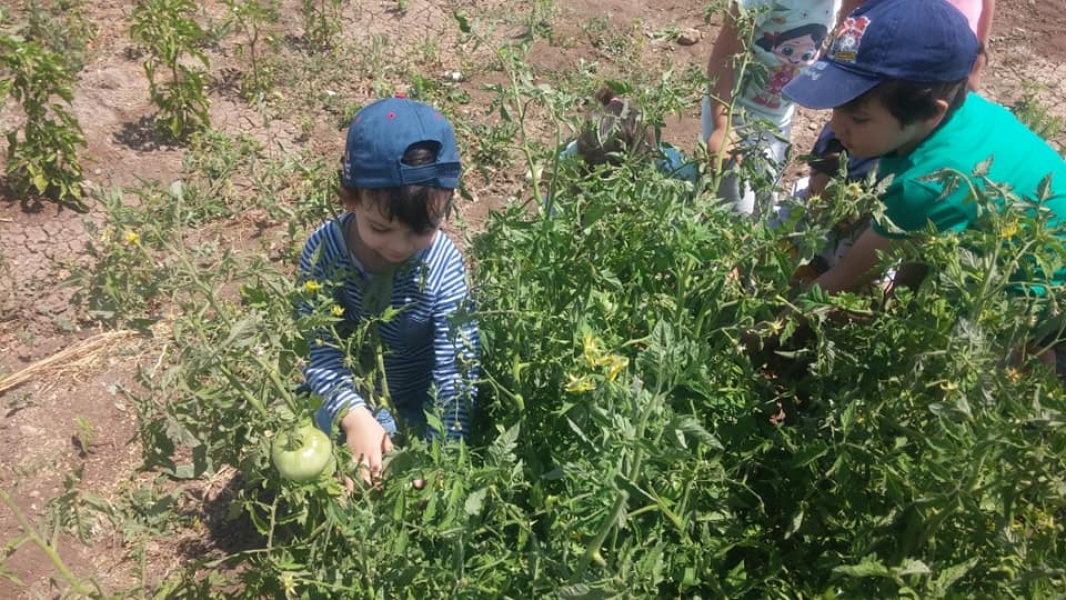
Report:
452,10,471,33
833,557,892,579
932,557,979,593
464,487,487,516
557,584,611,599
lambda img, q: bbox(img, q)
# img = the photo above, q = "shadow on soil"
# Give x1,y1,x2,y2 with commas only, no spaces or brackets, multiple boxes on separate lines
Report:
176,470,265,560
112,116,179,153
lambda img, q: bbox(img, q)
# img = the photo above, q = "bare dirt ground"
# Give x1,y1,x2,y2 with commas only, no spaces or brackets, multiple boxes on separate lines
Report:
1,0,1065,596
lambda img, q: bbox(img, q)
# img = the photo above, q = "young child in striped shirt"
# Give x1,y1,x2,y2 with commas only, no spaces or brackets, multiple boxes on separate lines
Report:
298,97,479,484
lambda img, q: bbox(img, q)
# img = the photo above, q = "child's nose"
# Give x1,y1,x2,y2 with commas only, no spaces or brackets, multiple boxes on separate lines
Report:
828,112,846,137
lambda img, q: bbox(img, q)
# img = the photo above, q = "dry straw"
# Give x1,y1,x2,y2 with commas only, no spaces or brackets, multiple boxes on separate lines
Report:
0,330,139,394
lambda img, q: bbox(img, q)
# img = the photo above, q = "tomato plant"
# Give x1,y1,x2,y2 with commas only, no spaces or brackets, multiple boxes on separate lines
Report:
49,35,1066,600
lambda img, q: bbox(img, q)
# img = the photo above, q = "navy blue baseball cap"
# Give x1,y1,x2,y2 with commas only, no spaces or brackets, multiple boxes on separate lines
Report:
784,0,980,110
342,96,462,189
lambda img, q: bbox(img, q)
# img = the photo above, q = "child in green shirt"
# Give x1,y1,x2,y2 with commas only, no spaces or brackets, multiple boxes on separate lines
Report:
782,0,1066,365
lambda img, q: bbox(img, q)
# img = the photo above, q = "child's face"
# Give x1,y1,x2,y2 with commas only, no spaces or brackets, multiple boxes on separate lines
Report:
828,97,930,159
347,194,446,269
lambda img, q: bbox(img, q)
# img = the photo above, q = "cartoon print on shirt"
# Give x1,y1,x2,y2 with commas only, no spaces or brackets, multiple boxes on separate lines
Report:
751,23,829,110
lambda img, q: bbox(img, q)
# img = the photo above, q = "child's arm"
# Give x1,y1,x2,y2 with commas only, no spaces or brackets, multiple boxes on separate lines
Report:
977,0,995,44
298,229,392,484
807,227,895,294
704,2,745,170
429,251,480,441
968,0,994,89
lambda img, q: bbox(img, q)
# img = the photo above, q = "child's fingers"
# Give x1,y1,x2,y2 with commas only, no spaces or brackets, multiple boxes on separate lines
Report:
352,457,374,485
349,451,383,485
368,451,385,483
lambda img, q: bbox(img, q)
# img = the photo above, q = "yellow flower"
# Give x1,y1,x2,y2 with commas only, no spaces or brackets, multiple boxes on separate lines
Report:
281,571,297,597
1001,220,1019,241
582,331,601,367
1036,510,1058,531
331,304,345,317
843,181,865,198
123,231,140,245
604,355,628,382
565,374,596,393
303,280,322,293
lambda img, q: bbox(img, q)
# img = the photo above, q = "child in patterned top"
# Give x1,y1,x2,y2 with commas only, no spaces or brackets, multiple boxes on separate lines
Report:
702,0,865,217
298,96,479,484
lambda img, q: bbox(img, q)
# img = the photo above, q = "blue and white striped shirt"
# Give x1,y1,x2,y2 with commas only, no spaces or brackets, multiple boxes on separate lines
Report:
298,212,479,440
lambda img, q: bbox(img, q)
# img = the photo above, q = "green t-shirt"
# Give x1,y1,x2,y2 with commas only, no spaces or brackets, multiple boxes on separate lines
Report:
872,92,1066,288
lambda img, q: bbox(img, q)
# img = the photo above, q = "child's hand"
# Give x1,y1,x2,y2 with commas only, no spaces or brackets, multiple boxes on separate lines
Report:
340,406,393,486
706,128,740,172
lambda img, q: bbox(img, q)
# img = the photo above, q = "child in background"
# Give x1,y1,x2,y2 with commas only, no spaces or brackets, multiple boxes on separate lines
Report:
789,0,996,283
702,0,865,217
556,87,698,186
298,96,480,484
782,0,1066,360
947,0,995,89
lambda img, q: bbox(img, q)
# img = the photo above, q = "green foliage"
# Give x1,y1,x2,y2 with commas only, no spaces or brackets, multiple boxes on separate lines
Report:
1011,86,1064,145
300,0,345,54
129,0,212,141
0,11,87,206
24,7,1066,598
220,0,280,98
23,0,97,75
73,415,99,455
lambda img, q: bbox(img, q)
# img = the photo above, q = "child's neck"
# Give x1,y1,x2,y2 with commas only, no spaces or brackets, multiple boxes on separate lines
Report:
345,215,393,276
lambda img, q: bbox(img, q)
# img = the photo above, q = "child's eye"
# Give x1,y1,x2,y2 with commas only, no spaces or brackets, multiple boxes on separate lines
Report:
370,225,391,233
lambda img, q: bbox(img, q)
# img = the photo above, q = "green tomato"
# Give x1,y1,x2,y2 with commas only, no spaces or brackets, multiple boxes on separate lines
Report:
271,424,336,483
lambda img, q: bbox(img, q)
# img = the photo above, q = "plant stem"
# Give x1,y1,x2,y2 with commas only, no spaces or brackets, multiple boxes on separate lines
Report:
0,490,101,597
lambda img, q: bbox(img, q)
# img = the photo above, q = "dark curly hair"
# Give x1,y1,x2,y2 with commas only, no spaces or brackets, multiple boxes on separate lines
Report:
575,87,655,167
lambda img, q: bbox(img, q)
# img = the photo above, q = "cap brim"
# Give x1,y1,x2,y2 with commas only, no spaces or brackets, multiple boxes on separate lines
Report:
784,61,883,110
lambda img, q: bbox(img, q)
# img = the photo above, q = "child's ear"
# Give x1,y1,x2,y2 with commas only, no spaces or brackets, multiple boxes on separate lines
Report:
927,98,951,128
337,185,359,211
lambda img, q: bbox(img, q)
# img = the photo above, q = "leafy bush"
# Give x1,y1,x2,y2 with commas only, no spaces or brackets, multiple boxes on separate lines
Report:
0,9,87,206
23,0,97,75
129,0,212,141
52,41,1066,600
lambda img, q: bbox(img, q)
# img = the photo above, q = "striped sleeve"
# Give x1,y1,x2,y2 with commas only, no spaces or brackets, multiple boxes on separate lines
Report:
427,239,480,441
297,218,367,434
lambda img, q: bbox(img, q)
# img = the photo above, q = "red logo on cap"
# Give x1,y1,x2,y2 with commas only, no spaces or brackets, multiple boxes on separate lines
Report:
395,92,407,98
830,16,870,63
387,112,396,120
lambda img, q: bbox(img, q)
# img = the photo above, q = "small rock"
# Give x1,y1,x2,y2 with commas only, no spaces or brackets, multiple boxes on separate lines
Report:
19,425,43,437
677,28,702,46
